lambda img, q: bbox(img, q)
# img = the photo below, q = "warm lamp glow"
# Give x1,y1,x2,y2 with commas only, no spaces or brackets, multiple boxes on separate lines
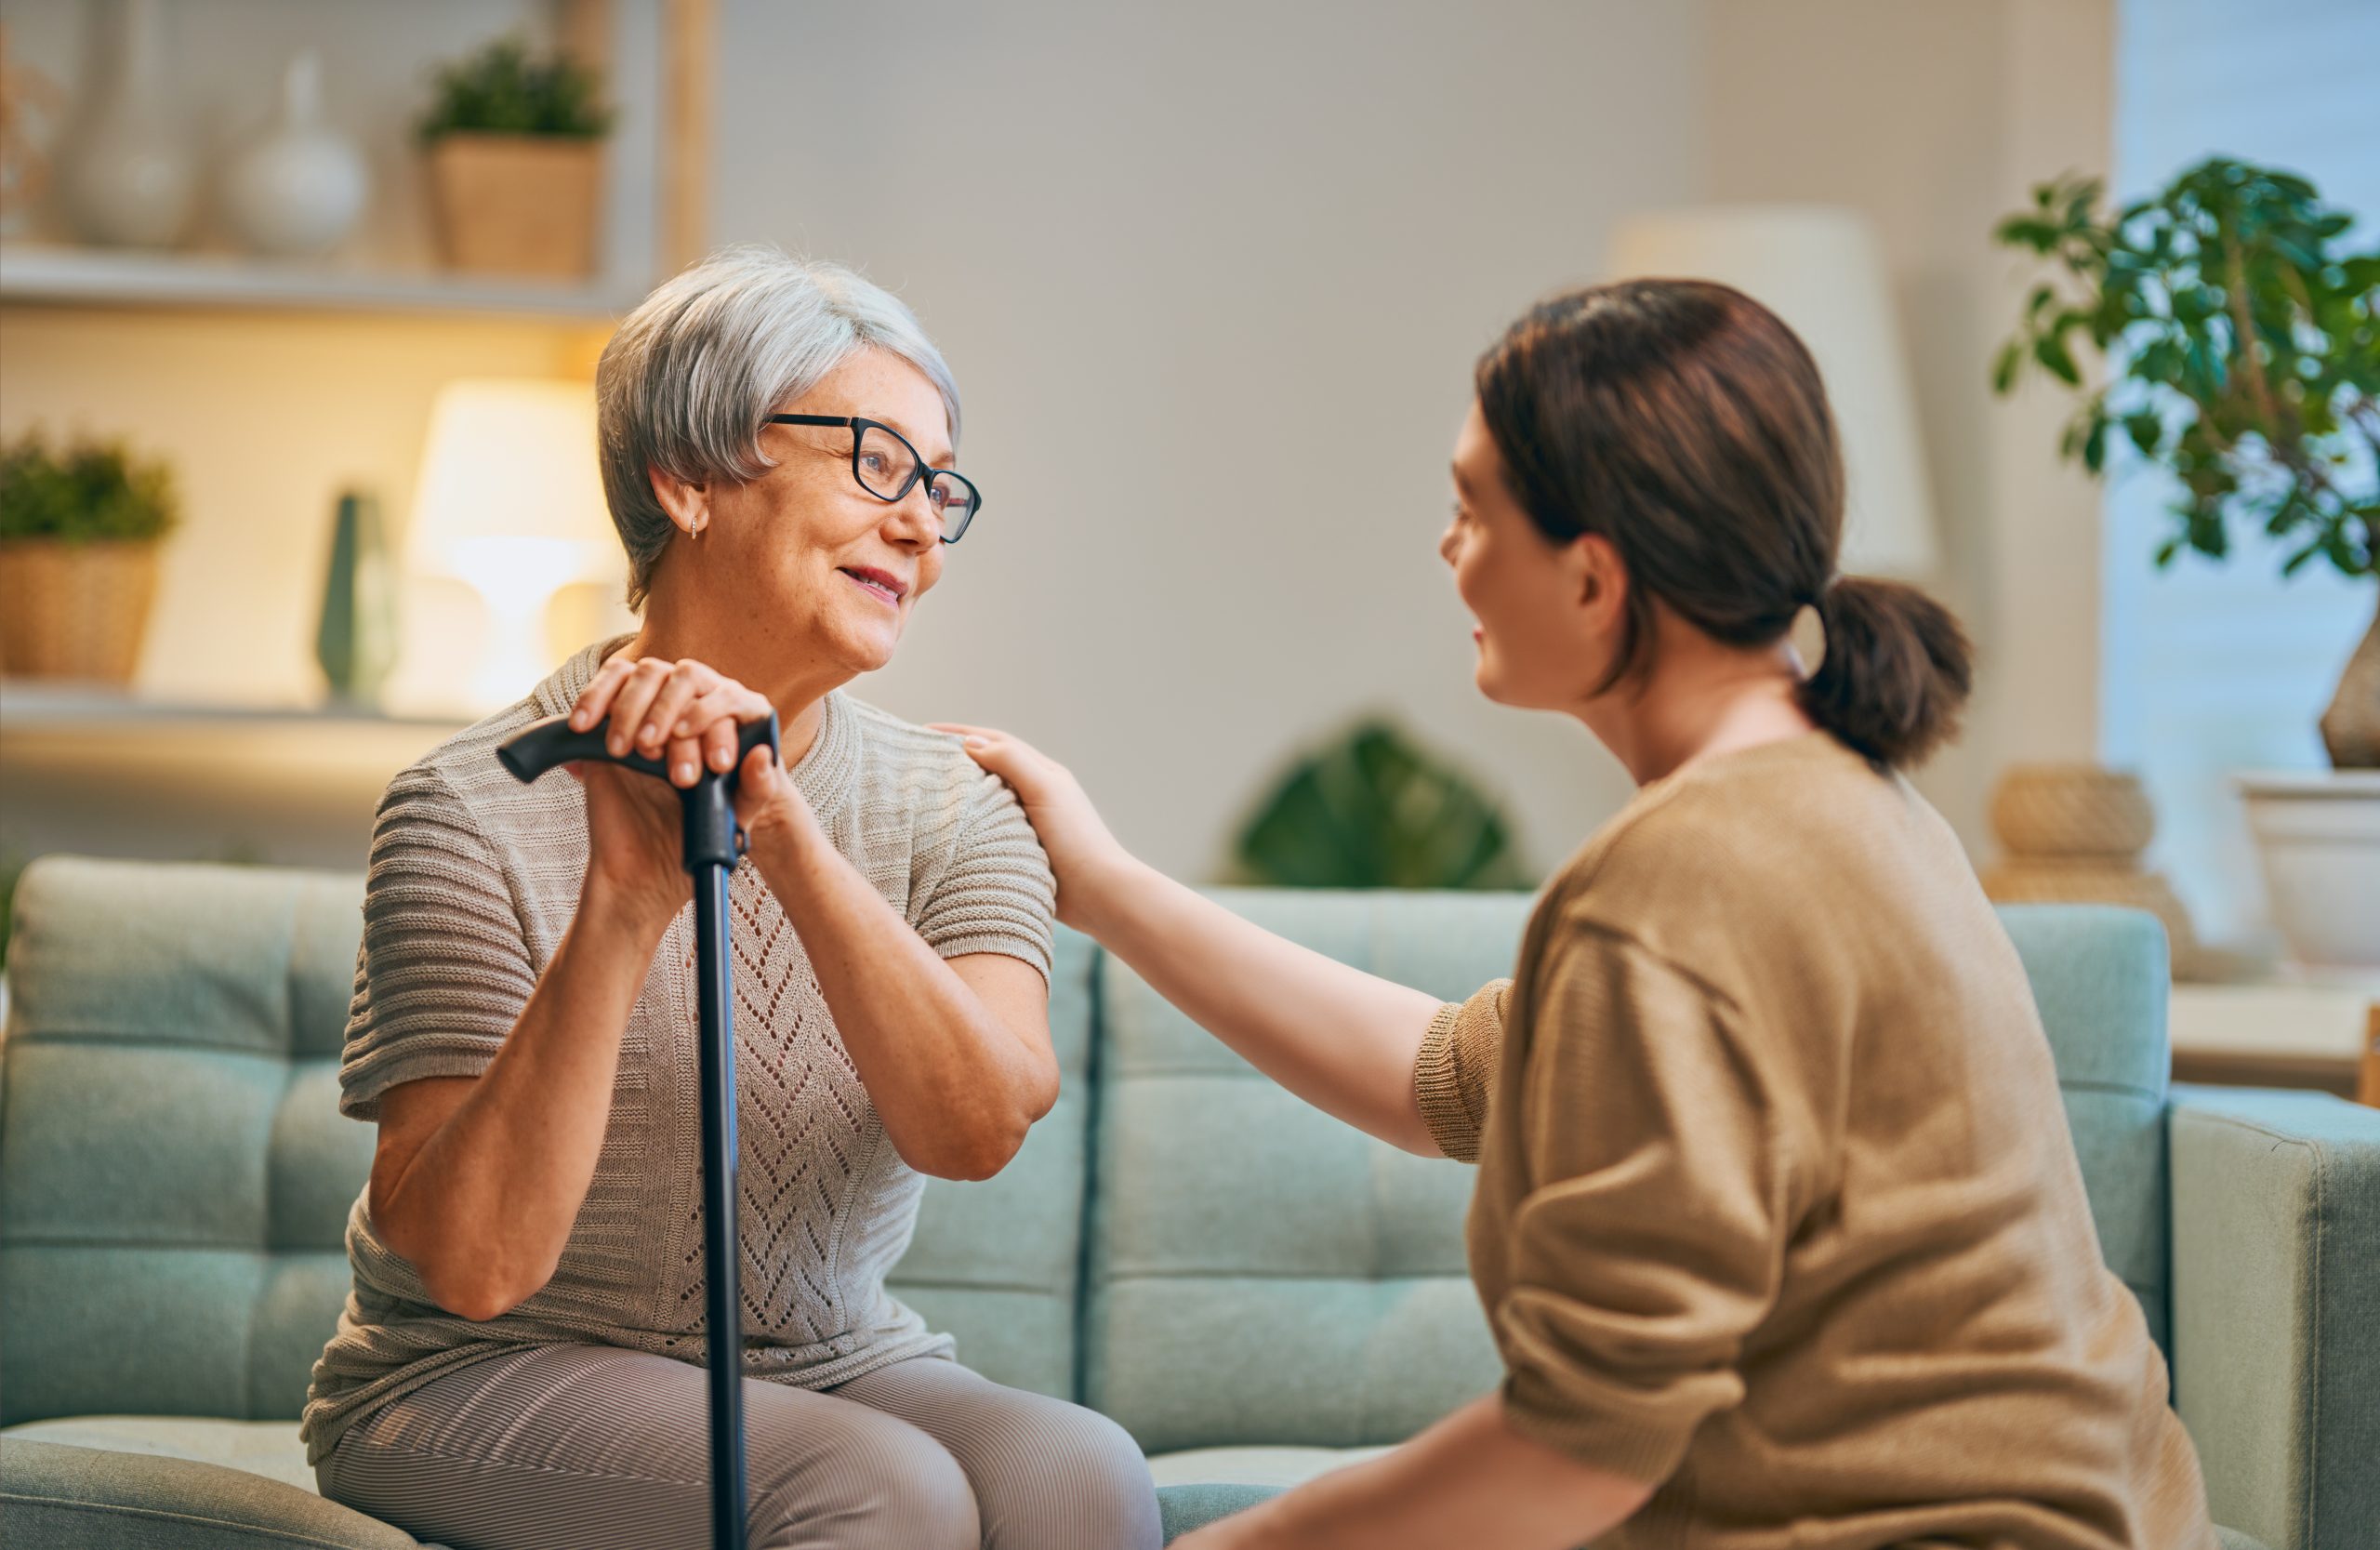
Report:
1607,206,1938,577
400,378,621,712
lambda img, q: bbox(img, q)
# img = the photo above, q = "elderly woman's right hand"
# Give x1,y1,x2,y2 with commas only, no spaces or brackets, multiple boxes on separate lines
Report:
565,653,775,930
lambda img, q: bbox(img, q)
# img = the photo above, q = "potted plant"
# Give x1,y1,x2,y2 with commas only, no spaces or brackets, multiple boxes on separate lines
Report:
417,35,613,280
1235,719,1531,889
0,430,178,682
1992,156,2379,968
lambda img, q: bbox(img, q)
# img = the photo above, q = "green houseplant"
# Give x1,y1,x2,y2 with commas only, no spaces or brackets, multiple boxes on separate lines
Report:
0,430,178,682
1991,155,2378,762
1992,156,2380,968
417,36,614,280
1234,719,1530,890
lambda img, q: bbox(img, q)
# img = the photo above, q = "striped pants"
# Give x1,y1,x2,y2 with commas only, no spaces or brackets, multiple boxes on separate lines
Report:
317,1344,1162,1550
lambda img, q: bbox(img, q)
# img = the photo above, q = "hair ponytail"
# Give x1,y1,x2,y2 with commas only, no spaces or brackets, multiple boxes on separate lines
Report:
1795,576,1973,768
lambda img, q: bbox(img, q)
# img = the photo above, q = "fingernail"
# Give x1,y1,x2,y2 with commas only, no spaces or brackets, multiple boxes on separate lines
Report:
570,710,588,729
964,735,987,749
676,762,695,783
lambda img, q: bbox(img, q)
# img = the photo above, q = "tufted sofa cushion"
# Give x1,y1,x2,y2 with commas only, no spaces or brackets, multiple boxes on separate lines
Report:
1079,889,2184,1452
0,860,371,1426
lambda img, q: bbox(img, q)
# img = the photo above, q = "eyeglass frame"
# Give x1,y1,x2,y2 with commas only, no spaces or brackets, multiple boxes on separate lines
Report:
763,414,981,543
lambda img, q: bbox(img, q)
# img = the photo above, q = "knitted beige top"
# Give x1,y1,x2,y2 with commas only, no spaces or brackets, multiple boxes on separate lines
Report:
299,637,1055,1465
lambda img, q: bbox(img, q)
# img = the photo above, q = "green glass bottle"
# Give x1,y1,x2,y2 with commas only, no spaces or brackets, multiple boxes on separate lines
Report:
315,487,396,706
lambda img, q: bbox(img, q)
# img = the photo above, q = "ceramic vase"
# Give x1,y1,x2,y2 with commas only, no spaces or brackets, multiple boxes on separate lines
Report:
60,0,194,248
220,50,369,258
315,489,397,705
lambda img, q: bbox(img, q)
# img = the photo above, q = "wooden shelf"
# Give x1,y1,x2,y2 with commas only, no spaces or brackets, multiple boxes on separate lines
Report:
0,680,464,732
0,243,643,322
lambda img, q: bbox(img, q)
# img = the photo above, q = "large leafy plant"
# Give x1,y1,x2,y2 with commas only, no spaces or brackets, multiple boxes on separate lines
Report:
1234,720,1530,890
0,431,178,543
1990,156,2377,581
417,36,613,142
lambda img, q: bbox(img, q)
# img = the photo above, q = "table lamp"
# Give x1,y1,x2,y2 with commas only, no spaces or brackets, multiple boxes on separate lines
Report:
1607,205,1938,576
403,378,621,712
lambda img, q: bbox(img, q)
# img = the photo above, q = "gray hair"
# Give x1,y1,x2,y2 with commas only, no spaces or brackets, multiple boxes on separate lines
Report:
596,245,962,607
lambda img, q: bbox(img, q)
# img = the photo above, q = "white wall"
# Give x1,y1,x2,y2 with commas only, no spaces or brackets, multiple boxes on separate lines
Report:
709,0,1711,881
1702,0,2116,857
2106,0,2380,947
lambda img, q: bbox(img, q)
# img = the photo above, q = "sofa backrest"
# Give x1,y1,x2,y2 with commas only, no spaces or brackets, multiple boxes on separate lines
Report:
0,858,370,1425
0,854,1099,1424
1079,889,1523,1453
1078,888,2175,1452
0,860,2174,1440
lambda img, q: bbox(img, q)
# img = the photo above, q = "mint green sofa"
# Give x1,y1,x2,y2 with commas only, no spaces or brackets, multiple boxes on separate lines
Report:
3,856,2372,1549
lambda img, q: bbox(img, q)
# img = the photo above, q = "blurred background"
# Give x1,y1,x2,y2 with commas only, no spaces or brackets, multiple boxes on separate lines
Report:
1,0,2374,1076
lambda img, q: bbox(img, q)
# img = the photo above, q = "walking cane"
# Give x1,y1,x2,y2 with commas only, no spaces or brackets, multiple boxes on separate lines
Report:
496,709,782,1550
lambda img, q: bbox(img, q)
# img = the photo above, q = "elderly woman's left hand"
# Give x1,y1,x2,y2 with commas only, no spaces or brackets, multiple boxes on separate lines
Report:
568,654,808,840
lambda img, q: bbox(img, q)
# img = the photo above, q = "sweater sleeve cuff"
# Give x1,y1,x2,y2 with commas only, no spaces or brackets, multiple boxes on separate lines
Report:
1413,977,1508,1162
1499,1366,1697,1487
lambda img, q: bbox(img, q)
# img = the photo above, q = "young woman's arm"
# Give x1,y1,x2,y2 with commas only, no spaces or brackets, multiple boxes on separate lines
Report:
1171,1394,1652,1550
935,724,1473,1158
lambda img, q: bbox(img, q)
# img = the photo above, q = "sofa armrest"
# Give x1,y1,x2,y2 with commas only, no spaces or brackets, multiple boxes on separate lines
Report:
2168,1085,2380,1550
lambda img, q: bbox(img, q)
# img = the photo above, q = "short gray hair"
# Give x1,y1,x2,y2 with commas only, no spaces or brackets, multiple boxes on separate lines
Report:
596,245,962,608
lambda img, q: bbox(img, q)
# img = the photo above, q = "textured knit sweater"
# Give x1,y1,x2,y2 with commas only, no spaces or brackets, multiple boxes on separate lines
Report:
298,637,1055,1466
1413,732,2215,1550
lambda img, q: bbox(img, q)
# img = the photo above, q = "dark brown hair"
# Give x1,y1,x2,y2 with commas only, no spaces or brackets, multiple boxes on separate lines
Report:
1474,279,1972,768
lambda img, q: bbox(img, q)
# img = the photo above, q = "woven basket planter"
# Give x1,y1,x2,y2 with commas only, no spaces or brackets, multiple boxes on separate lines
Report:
427,134,602,280
1989,762,2156,859
0,537,160,682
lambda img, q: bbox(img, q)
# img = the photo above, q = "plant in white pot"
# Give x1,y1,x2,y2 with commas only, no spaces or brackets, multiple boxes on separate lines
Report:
417,35,613,281
1993,157,2378,969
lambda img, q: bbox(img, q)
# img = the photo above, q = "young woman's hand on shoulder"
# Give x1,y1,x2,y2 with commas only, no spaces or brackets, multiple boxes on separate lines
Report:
931,723,1134,932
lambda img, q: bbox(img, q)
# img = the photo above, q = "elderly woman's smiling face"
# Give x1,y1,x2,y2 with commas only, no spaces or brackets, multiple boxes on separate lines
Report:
673,347,954,678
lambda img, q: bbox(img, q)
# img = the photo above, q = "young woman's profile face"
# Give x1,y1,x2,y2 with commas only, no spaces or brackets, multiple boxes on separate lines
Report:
1440,399,1616,711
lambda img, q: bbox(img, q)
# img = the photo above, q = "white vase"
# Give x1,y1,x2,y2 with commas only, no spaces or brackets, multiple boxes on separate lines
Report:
60,0,195,248
219,50,369,258
2238,770,2380,971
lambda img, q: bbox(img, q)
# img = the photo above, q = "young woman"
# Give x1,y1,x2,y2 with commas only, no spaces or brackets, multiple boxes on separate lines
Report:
940,280,2217,1549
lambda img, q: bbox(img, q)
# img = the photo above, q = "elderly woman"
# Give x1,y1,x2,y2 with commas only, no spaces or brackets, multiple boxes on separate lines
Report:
298,247,1160,1550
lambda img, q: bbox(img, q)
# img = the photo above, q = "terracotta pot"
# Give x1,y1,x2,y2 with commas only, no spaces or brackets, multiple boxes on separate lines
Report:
0,537,160,682
2320,590,2380,769
426,133,602,280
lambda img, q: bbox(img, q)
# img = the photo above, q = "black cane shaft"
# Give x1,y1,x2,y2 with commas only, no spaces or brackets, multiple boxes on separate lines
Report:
693,863,749,1550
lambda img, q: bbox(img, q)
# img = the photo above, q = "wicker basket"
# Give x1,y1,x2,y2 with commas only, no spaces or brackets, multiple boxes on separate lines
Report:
427,134,602,279
1989,762,2156,859
0,537,160,682
1980,857,2201,977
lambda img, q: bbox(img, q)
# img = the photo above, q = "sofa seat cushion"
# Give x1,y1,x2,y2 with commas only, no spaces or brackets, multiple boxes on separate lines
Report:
1148,1442,1390,1489
0,1434,425,1550
6,1415,320,1493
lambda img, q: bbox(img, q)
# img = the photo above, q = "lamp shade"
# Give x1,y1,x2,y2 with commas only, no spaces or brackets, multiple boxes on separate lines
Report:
406,378,617,583
1606,206,1938,576
398,378,622,712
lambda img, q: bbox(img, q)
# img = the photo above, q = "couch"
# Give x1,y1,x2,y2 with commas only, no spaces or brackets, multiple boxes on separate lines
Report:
2,856,2373,1549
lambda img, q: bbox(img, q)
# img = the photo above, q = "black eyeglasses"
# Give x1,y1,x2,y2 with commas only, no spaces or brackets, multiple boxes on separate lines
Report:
765,414,980,543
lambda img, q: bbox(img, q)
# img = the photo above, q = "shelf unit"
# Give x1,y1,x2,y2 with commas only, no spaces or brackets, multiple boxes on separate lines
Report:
0,682,470,871
0,243,646,322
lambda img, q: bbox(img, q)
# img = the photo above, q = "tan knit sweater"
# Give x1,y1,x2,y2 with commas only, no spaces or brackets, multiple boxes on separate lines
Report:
1414,733,2215,1550
299,637,1055,1465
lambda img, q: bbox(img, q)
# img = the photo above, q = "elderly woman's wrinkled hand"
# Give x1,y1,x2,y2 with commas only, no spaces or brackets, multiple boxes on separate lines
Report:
569,653,774,788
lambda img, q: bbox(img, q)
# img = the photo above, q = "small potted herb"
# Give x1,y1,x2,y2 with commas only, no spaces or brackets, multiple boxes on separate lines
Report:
417,35,614,279
0,431,178,682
